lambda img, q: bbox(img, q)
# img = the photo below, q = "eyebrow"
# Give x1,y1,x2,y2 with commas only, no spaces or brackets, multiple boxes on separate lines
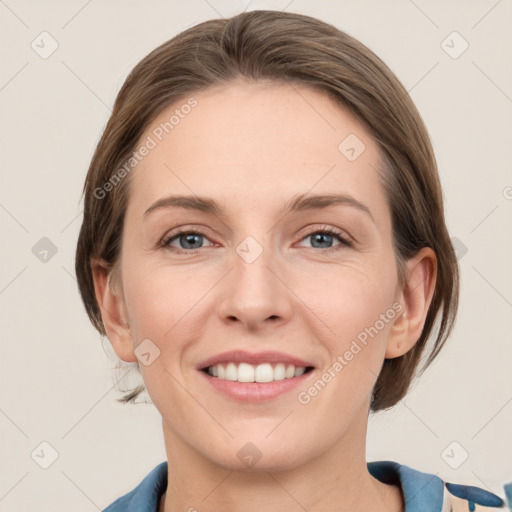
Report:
143,192,374,222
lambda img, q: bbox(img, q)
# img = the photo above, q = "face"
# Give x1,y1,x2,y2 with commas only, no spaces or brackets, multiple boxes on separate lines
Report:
105,81,413,471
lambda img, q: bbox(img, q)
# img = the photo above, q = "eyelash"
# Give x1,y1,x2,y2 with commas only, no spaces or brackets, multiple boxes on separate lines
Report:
160,225,353,254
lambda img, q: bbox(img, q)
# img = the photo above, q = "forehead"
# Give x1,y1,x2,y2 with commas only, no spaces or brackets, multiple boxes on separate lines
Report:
126,81,385,218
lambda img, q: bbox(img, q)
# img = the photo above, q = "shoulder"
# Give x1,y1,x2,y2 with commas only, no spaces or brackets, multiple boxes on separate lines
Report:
367,460,509,511
102,461,168,512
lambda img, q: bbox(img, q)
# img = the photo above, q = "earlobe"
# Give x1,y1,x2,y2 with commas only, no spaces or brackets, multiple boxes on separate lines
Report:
385,247,437,359
91,258,138,363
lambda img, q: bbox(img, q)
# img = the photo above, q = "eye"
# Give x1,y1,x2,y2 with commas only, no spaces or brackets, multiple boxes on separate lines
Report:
160,228,214,253
160,225,353,254
298,226,353,251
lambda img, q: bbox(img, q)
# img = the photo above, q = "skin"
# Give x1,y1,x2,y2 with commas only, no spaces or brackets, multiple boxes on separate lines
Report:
92,80,436,512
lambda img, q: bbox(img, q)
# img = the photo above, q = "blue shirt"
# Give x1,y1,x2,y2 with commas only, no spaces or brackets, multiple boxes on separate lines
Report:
102,460,507,511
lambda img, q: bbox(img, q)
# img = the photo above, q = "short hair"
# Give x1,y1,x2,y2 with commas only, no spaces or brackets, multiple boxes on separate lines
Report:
75,10,459,412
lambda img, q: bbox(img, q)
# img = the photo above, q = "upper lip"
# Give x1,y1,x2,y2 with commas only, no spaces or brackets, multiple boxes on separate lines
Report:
197,350,315,370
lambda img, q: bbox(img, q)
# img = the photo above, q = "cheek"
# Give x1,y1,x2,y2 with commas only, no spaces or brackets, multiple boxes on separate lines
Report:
121,256,184,340
122,266,197,396
306,256,398,374
310,261,396,331
125,277,171,334
121,259,212,376
302,279,397,414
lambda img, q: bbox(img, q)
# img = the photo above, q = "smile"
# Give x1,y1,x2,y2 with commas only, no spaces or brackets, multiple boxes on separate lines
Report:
197,350,316,401
203,362,314,382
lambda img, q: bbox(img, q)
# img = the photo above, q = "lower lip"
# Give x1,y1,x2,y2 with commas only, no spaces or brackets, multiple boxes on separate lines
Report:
199,370,314,402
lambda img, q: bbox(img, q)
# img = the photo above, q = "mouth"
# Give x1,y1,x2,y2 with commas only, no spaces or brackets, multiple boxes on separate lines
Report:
201,362,315,383
197,350,316,402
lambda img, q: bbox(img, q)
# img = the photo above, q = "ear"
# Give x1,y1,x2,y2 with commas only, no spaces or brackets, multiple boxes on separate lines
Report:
385,247,437,359
91,258,138,363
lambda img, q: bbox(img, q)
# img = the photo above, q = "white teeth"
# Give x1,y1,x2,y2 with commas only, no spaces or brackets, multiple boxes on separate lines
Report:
206,362,309,382
294,367,306,377
273,363,285,381
237,362,254,382
255,363,273,383
225,362,237,381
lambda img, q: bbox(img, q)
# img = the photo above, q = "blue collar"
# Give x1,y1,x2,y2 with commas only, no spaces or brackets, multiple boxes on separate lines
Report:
102,460,505,511
368,460,444,511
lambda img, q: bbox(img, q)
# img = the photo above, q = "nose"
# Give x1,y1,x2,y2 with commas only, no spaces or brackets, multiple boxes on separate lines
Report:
216,239,294,332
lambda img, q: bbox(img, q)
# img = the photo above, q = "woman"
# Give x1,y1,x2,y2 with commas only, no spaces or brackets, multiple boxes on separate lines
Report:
75,10,506,511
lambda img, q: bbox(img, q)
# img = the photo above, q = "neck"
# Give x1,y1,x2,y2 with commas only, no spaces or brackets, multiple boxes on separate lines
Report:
159,414,404,512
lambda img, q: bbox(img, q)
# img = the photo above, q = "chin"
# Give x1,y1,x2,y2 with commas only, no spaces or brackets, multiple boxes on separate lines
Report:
204,436,313,473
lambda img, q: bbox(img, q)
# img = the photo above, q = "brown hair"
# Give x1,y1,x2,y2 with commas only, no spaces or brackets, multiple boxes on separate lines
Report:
75,9,459,412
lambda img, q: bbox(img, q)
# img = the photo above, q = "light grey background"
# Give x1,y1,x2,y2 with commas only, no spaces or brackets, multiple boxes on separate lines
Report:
1,0,511,510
